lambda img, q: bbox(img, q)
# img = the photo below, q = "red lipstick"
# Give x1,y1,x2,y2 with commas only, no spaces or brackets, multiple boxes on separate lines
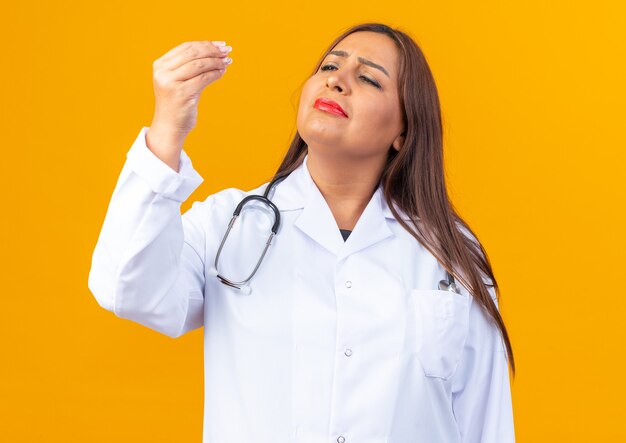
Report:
314,97,348,118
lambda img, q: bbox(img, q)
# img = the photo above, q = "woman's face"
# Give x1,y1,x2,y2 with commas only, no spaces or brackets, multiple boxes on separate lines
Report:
297,31,405,161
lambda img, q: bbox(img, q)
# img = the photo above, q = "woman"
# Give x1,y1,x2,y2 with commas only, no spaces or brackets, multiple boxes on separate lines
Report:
89,22,516,443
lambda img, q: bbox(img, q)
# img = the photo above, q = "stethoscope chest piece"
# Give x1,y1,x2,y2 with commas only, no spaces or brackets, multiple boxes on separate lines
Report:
438,271,461,294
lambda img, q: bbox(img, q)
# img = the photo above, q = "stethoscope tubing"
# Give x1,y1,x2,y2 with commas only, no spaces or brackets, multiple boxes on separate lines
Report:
213,172,460,294
213,174,288,289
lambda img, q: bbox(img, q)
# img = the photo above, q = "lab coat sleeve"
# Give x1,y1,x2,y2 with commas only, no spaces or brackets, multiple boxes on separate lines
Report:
88,126,210,338
450,284,516,442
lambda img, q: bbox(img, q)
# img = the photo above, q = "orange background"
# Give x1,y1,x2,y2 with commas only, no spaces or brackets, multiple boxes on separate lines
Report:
1,1,625,441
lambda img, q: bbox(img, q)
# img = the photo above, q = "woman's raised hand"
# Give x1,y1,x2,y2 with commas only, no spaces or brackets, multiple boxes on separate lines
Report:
146,40,233,171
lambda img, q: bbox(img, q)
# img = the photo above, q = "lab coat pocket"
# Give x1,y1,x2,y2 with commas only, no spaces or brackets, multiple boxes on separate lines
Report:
412,289,471,380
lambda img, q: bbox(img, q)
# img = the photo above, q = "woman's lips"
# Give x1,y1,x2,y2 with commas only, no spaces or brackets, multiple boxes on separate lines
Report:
314,98,348,118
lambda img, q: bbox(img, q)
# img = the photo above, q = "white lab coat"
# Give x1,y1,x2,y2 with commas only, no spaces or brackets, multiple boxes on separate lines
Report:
88,126,516,443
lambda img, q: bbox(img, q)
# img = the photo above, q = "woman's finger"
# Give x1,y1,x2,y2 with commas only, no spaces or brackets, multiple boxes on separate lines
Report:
172,55,232,83
156,40,230,72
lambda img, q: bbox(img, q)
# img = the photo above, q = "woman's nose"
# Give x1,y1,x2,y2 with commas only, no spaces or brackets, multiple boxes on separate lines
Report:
327,75,347,93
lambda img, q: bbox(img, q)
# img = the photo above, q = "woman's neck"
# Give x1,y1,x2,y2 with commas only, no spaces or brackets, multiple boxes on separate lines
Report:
306,151,386,231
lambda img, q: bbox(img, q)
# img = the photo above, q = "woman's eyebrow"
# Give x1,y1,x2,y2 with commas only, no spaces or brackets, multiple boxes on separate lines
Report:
328,50,390,78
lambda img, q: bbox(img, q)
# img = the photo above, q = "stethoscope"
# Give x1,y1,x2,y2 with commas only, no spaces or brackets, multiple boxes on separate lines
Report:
208,171,461,295
207,173,290,294
438,270,460,294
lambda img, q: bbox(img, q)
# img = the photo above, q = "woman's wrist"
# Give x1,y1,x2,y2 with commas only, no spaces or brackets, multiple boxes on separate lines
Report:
145,124,188,172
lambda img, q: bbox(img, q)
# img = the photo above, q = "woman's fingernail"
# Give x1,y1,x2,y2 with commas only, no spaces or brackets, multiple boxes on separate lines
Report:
212,41,226,46
219,45,232,53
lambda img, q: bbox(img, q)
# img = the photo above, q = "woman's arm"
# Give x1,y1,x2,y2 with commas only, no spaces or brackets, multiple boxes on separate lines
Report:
88,126,209,338
450,285,516,442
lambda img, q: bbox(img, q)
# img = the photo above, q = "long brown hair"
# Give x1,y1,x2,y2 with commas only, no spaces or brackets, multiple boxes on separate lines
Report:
269,22,515,376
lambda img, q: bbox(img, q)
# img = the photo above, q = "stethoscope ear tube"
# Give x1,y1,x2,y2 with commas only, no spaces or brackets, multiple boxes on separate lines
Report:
233,195,281,234
213,173,287,293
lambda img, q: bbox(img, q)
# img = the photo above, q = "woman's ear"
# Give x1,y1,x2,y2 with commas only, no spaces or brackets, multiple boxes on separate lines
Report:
391,130,406,152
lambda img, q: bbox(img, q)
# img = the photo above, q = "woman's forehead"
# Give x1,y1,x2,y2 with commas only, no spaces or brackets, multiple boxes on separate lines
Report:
329,32,398,75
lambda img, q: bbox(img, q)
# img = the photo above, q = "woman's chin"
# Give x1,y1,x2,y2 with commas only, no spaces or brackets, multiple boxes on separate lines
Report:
299,120,346,145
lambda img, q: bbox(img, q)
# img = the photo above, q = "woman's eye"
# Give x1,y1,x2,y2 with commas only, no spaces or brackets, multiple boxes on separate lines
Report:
320,64,381,89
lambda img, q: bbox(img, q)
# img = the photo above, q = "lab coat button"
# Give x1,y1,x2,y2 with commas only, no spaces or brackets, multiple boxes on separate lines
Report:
337,436,345,443
345,281,352,288
344,348,353,357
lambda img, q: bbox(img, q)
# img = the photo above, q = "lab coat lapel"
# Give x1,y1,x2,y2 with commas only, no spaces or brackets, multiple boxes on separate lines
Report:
293,157,345,256
336,185,394,262
273,153,395,260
